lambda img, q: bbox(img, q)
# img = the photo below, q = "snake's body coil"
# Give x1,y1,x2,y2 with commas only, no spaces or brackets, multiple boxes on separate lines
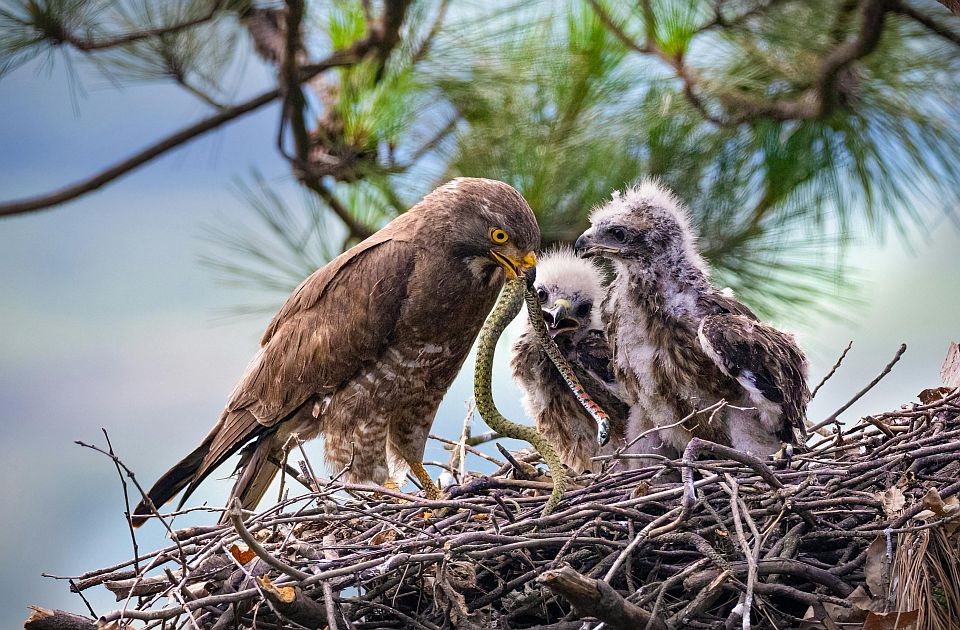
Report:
474,277,613,516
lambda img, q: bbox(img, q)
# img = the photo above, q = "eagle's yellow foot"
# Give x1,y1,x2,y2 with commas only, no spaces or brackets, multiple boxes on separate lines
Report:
408,461,443,500
408,461,446,518
371,479,405,504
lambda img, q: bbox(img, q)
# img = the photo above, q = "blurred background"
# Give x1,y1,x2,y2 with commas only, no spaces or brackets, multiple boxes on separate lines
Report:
1,0,959,626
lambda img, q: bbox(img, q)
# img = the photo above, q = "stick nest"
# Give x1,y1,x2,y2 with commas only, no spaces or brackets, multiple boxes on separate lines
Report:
31,387,960,630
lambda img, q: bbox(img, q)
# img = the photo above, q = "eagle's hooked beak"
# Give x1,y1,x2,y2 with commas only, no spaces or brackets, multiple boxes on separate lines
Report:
542,299,579,338
490,250,537,279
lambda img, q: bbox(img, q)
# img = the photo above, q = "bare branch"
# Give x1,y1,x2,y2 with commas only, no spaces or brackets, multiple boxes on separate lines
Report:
592,0,891,126
809,343,908,432
24,607,96,630
893,1,960,46
51,2,225,52
811,340,854,399
0,42,377,217
538,565,668,630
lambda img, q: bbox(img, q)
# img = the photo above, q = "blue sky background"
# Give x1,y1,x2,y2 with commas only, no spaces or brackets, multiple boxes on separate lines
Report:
1,52,958,628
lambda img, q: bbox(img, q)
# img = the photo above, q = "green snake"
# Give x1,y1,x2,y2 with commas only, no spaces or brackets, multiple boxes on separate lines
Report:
474,276,612,516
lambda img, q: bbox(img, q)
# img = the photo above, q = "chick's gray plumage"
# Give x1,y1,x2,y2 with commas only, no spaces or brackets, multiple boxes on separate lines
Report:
575,180,809,458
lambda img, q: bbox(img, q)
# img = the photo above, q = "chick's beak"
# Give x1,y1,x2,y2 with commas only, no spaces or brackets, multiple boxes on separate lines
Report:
574,233,594,258
575,230,619,258
542,299,579,338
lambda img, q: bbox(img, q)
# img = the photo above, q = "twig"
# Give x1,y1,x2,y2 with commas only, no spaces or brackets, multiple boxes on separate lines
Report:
811,341,853,399
100,429,140,574
227,498,310,581
538,566,668,630
809,343,907,432
0,20,392,217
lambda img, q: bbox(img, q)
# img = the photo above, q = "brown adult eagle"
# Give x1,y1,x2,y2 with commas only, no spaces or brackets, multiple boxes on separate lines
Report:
510,248,628,473
132,178,539,526
574,180,808,457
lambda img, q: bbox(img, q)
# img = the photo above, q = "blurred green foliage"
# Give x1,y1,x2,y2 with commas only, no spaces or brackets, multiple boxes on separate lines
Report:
2,0,959,320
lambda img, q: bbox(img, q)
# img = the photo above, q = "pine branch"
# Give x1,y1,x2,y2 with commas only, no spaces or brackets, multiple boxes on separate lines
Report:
936,0,960,16
47,1,225,52
304,179,375,241
0,1,412,219
892,1,960,47
590,0,892,125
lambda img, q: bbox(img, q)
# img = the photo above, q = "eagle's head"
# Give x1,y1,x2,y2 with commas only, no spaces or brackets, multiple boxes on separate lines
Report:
528,247,603,340
574,178,705,274
428,178,540,283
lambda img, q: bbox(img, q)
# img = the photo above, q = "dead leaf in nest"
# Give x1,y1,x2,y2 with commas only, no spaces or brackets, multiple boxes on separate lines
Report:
848,585,882,613
229,544,256,565
918,488,960,535
370,528,397,545
878,487,905,517
433,562,487,629
802,598,868,628
918,387,953,405
863,609,919,630
632,481,651,498
921,487,959,517
865,536,888,599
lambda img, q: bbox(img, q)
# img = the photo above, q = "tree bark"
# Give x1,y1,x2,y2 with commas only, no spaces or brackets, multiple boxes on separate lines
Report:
537,566,667,630
23,607,97,630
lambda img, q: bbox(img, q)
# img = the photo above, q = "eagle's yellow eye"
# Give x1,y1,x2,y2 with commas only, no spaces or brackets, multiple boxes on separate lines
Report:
490,228,509,244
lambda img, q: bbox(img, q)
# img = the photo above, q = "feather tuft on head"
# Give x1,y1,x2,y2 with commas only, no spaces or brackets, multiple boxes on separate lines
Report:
534,246,605,304
590,177,690,232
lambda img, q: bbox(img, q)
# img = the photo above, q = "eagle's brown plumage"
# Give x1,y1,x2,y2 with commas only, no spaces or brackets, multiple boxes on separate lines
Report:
575,180,809,457
133,178,539,526
510,249,628,473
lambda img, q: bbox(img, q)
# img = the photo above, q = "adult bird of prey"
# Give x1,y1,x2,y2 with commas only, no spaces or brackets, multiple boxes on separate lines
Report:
574,180,809,457
510,248,628,473
132,178,539,526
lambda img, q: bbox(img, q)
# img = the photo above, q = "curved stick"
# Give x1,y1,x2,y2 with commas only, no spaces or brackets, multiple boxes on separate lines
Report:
474,277,567,515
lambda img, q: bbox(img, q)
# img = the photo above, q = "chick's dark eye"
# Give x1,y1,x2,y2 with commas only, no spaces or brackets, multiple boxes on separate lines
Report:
575,303,592,318
536,288,548,302
609,227,627,243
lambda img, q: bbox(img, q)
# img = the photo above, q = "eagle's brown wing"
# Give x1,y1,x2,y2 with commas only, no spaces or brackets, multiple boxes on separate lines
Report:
133,228,418,524
698,314,809,442
202,234,418,472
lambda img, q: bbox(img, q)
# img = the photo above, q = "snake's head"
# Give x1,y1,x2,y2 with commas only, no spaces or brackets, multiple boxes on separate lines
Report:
596,417,610,447
524,265,537,290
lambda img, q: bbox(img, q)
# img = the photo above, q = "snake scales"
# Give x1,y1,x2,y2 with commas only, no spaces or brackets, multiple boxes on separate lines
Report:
474,276,612,515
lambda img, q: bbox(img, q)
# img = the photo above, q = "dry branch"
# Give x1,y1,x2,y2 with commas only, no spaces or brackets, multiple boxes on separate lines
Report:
23,608,96,630
538,565,667,630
